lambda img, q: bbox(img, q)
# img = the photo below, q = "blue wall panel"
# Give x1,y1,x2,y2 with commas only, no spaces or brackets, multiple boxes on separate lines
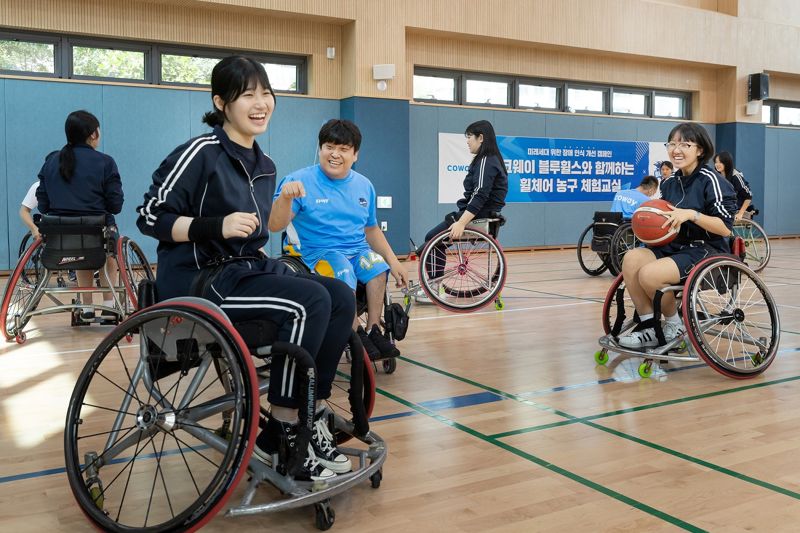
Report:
0,80,7,270
775,128,800,235
763,128,779,234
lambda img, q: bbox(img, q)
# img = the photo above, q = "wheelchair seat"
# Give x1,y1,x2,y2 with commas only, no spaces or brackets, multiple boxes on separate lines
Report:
37,214,109,271
468,212,506,239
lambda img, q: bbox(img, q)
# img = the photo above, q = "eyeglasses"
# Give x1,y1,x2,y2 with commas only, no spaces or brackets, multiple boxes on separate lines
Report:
664,142,697,150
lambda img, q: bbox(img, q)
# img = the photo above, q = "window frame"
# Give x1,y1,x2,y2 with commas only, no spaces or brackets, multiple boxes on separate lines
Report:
412,67,461,104
463,72,513,108
565,82,609,115
516,78,561,111
67,38,152,83
652,90,689,119
0,29,60,77
771,100,800,127
610,87,651,117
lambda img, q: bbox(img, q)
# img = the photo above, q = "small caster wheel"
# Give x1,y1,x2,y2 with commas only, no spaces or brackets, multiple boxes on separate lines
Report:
594,349,609,366
638,361,653,378
494,296,505,311
15,331,26,344
370,469,383,489
750,351,765,366
125,333,134,343
403,295,411,307
89,486,104,509
314,501,335,531
383,357,397,374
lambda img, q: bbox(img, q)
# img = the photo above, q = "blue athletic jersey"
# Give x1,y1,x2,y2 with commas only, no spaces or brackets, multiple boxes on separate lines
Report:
610,188,651,218
274,165,377,257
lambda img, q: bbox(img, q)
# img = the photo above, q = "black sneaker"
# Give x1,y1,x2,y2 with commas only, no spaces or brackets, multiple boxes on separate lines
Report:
368,324,400,358
310,410,352,473
253,416,336,481
356,326,381,360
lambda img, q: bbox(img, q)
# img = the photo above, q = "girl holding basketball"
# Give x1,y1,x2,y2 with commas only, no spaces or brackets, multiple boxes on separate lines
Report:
618,123,737,349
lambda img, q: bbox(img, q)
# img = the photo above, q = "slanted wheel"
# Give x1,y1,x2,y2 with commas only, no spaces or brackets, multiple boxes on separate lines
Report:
64,302,259,532
682,257,779,378
577,224,609,276
1,238,44,341
314,500,335,531
733,219,770,272
609,223,638,276
601,274,637,336
418,228,506,312
116,236,155,312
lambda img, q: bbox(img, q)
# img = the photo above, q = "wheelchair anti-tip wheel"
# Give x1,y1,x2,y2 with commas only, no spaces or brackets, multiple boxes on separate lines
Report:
418,227,506,312
682,257,780,378
1,238,43,341
117,236,155,311
64,302,259,532
577,223,609,276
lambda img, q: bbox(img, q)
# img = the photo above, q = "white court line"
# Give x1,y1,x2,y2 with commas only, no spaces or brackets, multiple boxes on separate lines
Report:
5,344,140,358
410,300,597,322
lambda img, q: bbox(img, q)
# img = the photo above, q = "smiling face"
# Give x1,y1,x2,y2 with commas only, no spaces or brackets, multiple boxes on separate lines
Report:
319,142,358,179
660,163,672,179
714,156,726,174
215,81,275,147
667,136,703,175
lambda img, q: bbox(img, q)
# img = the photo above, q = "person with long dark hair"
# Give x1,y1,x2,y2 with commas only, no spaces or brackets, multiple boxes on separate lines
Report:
714,151,754,221
136,55,354,481
418,120,508,290
617,123,737,349
36,109,124,319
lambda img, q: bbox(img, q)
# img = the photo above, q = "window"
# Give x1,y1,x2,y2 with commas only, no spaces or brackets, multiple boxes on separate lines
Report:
0,38,55,74
160,53,219,85
465,78,509,106
654,94,683,117
263,62,298,92
778,106,800,126
612,91,647,115
413,73,457,102
762,104,772,124
519,83,558,109
567,86,605,113
72,45,146,80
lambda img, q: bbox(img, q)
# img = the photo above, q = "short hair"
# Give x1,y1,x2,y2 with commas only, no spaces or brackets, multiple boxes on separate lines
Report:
667,123,715,167
318,119,362,151
639,175,659,189
659,160,673,170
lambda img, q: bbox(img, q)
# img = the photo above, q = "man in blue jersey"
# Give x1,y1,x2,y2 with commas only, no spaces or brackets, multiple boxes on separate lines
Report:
268,119,408,360
610,175,659,219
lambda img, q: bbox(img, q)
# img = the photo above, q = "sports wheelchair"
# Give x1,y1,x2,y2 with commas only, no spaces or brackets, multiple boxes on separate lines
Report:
577,212,639,277
0,215,154,343
733,217,770,272
414,215,507,312
277,251,408,375
64,284,386,532
595,237,780,379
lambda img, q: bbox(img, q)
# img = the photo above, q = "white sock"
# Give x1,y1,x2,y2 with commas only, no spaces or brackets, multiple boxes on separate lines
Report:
665,313,682,325
639,313,654,322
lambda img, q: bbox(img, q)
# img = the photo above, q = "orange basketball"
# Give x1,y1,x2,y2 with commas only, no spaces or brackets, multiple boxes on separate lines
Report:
631,199,678,247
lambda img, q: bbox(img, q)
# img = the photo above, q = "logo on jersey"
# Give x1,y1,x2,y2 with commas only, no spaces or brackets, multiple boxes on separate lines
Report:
316,198,330,204
359,197,368,207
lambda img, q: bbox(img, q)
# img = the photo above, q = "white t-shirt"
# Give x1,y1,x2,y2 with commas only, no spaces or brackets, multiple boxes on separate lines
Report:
21,182,38,210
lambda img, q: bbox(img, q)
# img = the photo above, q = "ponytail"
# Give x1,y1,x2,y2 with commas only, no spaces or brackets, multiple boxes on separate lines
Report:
60,110,100,182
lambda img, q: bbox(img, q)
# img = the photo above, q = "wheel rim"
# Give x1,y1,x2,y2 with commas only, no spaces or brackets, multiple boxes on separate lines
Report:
733,220,770,271
684,259,779,376
419,228,506,311
64,307,257,532
118,237,155,311
577,224,608,276
1,239,43,339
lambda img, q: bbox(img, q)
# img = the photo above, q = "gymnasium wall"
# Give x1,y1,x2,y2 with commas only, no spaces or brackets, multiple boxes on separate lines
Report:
0,78,339,270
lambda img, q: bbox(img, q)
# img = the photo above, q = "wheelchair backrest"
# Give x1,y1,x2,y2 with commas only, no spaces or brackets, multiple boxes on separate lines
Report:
37,214,108,271
592,211,623,237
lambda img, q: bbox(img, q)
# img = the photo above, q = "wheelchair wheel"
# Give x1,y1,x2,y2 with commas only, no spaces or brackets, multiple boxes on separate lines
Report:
733,219,770,272
17,232,45,286
1,238,44,341
682,258,780,378
418,227,506,312
116,236,155,311
609,223,639,277
577,224,609,276
277,254,311,274
64,302,259,532
601,274,637,336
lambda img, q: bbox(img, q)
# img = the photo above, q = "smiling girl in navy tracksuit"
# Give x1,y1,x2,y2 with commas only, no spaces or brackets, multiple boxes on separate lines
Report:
618,123,737,350
136,56,354,481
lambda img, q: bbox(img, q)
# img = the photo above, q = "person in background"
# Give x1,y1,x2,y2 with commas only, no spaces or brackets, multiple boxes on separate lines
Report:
610,175,659,219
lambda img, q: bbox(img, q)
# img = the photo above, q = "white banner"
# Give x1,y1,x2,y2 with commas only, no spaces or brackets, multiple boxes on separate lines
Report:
438,132,473,203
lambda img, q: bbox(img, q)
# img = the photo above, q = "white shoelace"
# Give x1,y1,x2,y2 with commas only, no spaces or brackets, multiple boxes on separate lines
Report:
313,418,337,455
304,443,323,470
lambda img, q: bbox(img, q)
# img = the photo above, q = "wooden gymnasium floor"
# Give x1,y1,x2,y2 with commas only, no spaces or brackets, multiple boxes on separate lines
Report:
2,240,800,532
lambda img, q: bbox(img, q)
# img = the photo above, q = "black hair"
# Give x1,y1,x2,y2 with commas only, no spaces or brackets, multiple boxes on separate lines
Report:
465,120,507,174
318,119,362,151
659,160,674,170
638,175,659,190
714,151,735,179
667,122,715,167
202,56,275,127
59,110,100,182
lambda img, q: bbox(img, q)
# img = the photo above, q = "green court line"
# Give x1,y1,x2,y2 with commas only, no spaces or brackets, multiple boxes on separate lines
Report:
375,386,706,532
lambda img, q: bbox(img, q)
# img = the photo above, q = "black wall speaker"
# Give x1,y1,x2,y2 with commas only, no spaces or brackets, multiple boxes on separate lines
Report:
748,73,769,101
